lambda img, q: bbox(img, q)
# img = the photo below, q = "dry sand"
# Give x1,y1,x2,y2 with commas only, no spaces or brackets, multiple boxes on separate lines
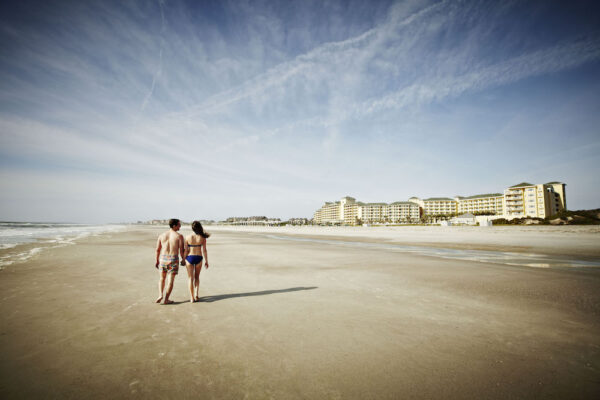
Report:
1,225,599,399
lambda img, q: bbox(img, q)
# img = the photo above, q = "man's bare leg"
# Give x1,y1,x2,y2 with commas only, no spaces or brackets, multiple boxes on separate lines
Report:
194,265,201,300
164,272,176,304
156,270,166,303
185,263,195,303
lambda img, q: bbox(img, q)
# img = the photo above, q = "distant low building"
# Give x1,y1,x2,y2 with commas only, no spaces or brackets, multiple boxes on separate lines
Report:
223,216,282,226
450,213,476,225
288,218,310,225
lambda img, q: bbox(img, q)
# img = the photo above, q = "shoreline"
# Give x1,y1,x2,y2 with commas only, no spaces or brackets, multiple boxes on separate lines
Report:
2,224,599,272
206,224,600,259
0,226,126,269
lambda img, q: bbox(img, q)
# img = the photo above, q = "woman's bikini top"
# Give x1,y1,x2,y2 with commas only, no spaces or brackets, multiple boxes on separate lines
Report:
187,243,202,247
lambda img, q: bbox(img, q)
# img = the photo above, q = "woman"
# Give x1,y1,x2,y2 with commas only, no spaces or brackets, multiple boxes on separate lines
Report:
184,221,210,302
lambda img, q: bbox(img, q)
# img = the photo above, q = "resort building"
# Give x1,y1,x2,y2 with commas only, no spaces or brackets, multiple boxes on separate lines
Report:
341,196,359,225
388,201,421,222
409,197,457,216
313,196,420,225
314,181,566,224
503,182,566,219
456,193,504,215
313,200,343,224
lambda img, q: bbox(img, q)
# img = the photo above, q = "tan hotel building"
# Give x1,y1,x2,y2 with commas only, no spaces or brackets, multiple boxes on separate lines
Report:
313,196,420,225
313,181,566,225
456,193,504,215
503,182,566,219
408,197,458,216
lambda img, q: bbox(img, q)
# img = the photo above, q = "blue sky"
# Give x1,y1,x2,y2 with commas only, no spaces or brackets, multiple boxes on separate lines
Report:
0,0,599,223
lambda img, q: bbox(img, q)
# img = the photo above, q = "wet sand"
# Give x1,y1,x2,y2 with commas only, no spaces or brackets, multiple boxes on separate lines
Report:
0,226,599,399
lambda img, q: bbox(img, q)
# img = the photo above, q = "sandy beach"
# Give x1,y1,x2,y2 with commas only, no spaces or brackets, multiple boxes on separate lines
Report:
1,225,599,399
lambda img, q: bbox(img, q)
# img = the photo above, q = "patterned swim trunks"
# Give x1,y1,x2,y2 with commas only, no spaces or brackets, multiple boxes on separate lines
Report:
160,254,179,275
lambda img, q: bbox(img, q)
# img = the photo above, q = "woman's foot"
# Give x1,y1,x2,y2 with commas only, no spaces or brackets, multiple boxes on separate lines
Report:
190,298,195,303
195,295,200,301
164,299,174,305
155,296,163,304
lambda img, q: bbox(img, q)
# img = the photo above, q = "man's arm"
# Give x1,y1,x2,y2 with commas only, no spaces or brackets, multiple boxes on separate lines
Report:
183,237,190,260
155,236,162,268
179,234,186,266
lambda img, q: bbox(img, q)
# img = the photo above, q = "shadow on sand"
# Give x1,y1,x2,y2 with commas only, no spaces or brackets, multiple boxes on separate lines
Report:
197,286,318,303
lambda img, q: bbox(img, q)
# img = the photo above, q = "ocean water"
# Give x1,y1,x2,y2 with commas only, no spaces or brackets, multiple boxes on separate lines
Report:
266,234,600,269
0,222,126,268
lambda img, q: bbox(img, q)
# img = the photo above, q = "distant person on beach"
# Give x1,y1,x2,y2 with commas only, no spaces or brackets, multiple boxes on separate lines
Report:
155,218,185,304
184,221,210,303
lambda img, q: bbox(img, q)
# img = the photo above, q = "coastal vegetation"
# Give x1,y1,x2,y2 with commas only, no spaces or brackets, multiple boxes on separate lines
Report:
492,209,600,225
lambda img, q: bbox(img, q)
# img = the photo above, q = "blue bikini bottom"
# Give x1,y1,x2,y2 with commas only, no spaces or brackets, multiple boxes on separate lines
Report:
186,255,203,266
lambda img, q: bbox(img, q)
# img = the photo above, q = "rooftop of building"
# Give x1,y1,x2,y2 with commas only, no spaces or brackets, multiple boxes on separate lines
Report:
390,201,415,205
545,181,564,185
459,193,503,200
509,182,535,188
423,197,455,201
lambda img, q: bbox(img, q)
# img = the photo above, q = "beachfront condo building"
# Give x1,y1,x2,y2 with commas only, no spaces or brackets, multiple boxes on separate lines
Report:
456,193,504,215
313,201,342,224
313,196,420,225
389,201,421,222
503,182,567,219
314,181,566,224
408,197,458,216
408,182,565,218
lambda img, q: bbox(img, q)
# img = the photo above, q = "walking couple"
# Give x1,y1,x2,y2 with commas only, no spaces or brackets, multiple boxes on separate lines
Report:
155,218,210,304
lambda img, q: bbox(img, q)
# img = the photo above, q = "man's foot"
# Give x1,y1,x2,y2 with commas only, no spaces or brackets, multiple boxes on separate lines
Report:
190,298,196,303
195,296,200,301
155,296,163,304
164,299,174,305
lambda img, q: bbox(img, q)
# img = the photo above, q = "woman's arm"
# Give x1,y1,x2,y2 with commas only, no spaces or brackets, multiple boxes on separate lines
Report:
203,237,209,268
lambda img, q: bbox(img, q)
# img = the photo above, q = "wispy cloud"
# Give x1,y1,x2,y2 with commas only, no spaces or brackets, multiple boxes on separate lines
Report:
361,36,600,115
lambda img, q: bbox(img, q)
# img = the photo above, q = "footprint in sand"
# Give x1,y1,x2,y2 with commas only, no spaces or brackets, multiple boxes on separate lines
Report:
129,380,139,394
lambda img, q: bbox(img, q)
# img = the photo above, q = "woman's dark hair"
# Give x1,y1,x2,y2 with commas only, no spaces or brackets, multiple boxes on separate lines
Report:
191,221,210,238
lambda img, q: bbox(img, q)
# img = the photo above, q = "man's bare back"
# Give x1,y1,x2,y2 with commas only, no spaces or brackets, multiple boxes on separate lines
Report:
157,230,184,257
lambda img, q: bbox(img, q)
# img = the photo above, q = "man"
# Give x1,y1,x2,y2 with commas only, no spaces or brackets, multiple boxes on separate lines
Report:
155,218,186,304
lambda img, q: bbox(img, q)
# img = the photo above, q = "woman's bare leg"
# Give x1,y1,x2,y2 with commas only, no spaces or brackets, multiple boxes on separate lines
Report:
185,262,195,302
194,264,202,300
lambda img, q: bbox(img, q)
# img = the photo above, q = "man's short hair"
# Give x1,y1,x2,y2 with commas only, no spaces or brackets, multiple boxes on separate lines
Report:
169,218,180,228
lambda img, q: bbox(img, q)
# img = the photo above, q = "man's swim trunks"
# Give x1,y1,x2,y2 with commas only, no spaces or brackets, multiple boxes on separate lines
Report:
160,254,179,274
